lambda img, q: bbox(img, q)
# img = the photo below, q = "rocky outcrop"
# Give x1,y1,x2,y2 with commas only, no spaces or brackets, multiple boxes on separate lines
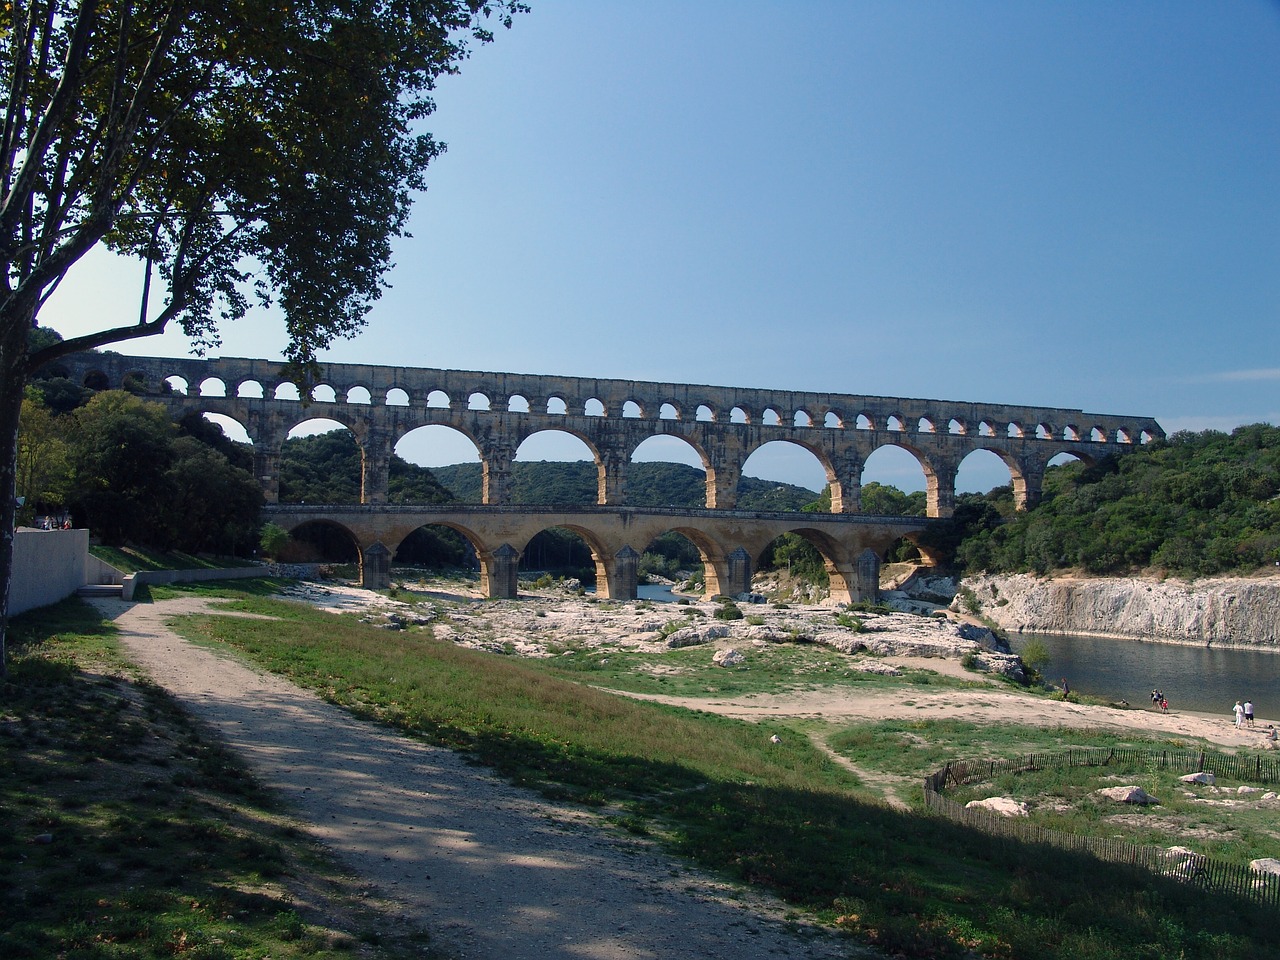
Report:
962,573,1280,648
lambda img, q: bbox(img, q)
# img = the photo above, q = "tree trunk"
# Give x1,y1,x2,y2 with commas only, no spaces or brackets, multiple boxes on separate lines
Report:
0,305,34,678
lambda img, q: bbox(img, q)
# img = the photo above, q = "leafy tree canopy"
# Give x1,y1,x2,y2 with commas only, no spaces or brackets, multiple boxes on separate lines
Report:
954,425,1280,578
0,0,523,674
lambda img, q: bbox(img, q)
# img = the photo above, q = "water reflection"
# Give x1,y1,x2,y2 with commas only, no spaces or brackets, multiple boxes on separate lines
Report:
1010,632,1280,719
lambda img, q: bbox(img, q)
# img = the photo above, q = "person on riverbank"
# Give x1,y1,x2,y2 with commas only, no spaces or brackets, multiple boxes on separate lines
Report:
1061,678,1070,700
1160,697,1168,713
1244,699,1255,727
1234,700,1245,728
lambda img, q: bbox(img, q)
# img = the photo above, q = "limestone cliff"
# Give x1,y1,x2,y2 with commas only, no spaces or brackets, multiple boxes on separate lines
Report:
962,573,1280,647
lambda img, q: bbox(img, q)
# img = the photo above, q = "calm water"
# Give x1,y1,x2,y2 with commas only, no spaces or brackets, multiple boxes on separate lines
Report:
1009,632,1280,720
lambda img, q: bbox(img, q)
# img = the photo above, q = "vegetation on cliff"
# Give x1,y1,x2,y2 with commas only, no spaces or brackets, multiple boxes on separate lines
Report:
948,424,1280,578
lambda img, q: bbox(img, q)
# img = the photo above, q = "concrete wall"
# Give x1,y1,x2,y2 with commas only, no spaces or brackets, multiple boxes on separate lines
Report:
10,528,89,616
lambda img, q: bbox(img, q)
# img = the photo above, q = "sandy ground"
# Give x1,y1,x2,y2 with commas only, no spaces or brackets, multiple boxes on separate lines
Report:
88,586,1276,959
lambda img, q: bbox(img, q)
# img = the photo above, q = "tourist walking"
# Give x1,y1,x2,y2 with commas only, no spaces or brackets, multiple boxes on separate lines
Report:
1234,700,1245,728
1244,700,1255,727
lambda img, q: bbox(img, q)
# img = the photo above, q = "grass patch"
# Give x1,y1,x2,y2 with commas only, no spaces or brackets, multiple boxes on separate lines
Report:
0,598,445,960
537,640,973,699
89,545,256,573
155,582,1277,960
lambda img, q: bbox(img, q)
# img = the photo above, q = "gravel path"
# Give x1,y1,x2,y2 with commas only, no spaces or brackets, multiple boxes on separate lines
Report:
90,596,864,960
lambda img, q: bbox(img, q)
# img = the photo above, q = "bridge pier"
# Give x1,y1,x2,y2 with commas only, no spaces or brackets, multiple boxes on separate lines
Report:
604,545,640,600
361,541,392,590
481,543,520,599
722,547,752,597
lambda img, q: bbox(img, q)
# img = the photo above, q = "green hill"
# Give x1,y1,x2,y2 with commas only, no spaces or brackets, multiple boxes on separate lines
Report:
946,423,1280,578
429,460,822,510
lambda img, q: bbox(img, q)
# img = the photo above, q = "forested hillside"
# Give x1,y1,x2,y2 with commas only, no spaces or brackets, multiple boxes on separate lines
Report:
950,424,1280,578
17,387,261,554
429,461,823,511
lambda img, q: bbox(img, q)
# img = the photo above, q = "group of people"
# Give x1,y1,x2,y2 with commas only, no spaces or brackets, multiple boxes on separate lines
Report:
36,515,72,530
1150,689,1169,713
1233,699,1257,729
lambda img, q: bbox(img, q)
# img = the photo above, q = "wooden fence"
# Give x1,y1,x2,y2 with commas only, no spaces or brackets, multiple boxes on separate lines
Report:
922,746,1280,909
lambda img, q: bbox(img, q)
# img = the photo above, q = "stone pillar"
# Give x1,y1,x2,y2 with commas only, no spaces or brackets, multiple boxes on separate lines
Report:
854,547,881,603
246,414,286,504
484,543,520,599
707,470,738,510
1013,460,1045,512
599,451,627,505
830,454,862,514
723,546,752,597
926,463,956,519
481,444,514,505
253,445,283,504
608,545,640,600
361,541,392,590
359,430,393,504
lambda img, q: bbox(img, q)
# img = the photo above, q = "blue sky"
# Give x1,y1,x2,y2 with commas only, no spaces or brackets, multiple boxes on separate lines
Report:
41,1,1280,495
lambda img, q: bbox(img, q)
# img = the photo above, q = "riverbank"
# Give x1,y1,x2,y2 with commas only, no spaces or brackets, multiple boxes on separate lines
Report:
284,576,1273,752
964,572,1280,647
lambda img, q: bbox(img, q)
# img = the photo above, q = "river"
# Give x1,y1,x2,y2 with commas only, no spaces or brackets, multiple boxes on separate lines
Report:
1008,632,1280,719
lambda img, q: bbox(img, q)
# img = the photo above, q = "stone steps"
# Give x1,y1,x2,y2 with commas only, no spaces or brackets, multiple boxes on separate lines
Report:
77,583,124,598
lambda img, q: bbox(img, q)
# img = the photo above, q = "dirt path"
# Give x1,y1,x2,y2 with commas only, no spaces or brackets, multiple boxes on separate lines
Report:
90,596,863,960
619,667,1274,752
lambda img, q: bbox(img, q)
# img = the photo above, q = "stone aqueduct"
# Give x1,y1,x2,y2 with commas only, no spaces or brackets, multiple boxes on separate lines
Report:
49,353,1164,602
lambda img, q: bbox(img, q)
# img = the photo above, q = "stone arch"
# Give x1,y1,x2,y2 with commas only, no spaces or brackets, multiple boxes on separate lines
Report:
955,448,1022,496
547,396,568,415
394,424,483,502
793,408,814,428
855,413,875,430
508,394,531,413
201,412,253,446
280,418,362,503
629,435,711,508
917,417,937,434
426,389,450,409
386,388,410,407
862,442,941,516
761,407,781,426
739,439,833,507
640,526,731,599
346,385,372,404
659,402,680,421
518,523,610,594
274,381,300,401
824,411,843,429
1036,423,1053,439
514,428,603,503
948,418,966,435
585,398,606,417
165,375,190,395
392,520,481,572
623,400,643,418
311,383,337,403
695,404,715,422
276,517,362,564
468,392,491,411
754,526,851,604
977,419,997,438
730,406,750,424
237,379,265,399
